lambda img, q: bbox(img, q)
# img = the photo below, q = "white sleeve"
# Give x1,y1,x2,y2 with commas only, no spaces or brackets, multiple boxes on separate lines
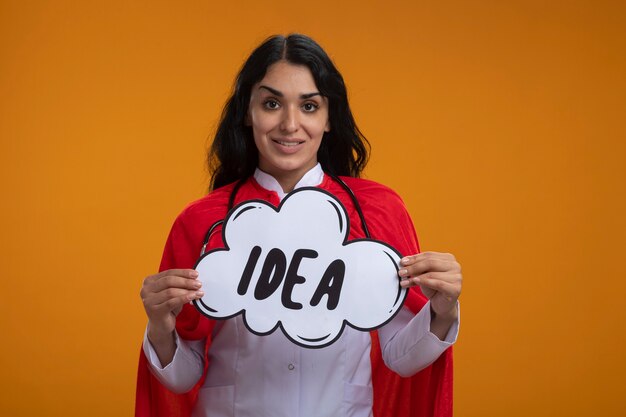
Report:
142,328,205,393
378,300,459,377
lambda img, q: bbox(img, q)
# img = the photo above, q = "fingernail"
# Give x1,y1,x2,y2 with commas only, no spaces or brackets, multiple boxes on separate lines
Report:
401,258,410,265
400,281,409,288
193,281,202,288
398,269,408,277
190,270,199,277
196,291,204,297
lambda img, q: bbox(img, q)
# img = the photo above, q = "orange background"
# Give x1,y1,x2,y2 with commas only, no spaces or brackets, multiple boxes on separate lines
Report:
1,0,625,416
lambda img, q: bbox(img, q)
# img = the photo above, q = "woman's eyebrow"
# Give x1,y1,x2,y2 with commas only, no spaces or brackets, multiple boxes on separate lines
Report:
300,92,322,99
259,85,321,99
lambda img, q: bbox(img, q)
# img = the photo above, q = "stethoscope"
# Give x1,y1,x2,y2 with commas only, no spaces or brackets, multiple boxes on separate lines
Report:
199,174,371,257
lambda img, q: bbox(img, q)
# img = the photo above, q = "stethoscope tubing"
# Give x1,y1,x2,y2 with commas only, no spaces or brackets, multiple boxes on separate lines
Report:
199,174,370,257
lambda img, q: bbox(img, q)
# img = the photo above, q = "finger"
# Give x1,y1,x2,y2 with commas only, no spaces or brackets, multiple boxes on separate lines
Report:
149,274,202,293
415,275,461,298
146,287,204,307
399,271,461,289
416,271,462,284
155,291,205,312
400,252,456,267
399,257,460,278
145,269,199,283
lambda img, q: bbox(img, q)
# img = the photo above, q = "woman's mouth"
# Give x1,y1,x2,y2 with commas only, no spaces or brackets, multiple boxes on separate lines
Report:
273,139,304,147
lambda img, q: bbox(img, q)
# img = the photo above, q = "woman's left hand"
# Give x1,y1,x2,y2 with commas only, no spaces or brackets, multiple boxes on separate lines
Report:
398,251,462,319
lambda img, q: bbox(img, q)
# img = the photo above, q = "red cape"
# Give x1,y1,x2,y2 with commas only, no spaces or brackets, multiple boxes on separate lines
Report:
136,175,453,416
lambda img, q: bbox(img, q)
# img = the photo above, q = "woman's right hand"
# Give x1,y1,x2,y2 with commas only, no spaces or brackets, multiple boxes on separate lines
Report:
140,269,204,362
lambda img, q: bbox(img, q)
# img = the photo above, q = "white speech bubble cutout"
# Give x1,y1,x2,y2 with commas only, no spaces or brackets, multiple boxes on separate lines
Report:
192,187,407,348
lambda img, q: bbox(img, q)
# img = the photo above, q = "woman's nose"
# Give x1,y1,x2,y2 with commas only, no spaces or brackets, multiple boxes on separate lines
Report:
279,106,298,133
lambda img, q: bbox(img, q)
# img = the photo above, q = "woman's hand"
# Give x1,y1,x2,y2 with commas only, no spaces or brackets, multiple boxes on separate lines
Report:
140,269,204,365
398,252,462,339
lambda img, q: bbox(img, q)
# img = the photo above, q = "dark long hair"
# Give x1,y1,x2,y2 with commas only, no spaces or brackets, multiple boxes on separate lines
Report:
208,34,369,190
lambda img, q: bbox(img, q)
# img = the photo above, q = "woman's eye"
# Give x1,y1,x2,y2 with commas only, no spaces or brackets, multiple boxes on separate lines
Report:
302,102,319,112
263,100,280,110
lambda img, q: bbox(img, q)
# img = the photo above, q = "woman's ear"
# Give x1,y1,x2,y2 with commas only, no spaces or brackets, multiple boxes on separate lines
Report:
325,120,331,132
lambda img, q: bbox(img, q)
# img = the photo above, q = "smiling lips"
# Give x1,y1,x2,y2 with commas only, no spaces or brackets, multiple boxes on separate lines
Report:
273,139,305,149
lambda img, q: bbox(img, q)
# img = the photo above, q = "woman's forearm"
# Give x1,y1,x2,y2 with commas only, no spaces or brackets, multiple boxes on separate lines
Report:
147,322,177,367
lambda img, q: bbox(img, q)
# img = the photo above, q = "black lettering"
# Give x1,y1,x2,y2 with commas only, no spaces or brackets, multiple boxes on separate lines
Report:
237,246,262,295
282,249,318,310
254,248,287,300
310,259,345,310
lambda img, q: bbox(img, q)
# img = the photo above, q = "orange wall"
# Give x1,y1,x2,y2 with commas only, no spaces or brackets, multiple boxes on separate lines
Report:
1,1,625,416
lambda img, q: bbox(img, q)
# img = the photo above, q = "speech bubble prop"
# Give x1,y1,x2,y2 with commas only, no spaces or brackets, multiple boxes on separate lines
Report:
193,187,407,348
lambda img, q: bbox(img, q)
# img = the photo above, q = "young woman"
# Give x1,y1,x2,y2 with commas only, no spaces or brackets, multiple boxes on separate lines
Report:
136,34,462,417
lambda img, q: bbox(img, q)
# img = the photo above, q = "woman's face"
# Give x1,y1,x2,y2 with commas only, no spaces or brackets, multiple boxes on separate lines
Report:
247,61,330,191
